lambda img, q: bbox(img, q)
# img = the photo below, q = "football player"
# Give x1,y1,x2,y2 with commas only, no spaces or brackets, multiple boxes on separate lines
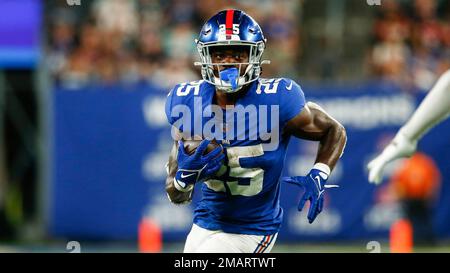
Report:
165,10,347,253
368,69,450,185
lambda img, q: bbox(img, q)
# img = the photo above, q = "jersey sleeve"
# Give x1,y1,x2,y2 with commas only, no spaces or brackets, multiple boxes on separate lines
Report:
279,78,306,124
165,82,197,133
165,85,177,126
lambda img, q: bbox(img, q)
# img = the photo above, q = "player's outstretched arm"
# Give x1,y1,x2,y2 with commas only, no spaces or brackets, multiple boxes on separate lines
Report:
367,69,450,185
282,102,347,223
400,69,450,141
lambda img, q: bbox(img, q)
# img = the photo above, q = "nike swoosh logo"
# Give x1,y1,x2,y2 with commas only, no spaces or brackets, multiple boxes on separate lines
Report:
314,176,323,191
311,175,324,193
286,81,293,90
174,178,186,188
181,173,196,179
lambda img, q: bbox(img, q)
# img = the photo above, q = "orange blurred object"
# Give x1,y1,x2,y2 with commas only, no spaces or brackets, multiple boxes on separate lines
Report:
138,218,162,253
391,153,441,200
390,219,413,253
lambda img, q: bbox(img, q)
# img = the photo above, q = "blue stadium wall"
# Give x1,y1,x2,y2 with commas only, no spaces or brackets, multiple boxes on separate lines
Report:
48,81,450,242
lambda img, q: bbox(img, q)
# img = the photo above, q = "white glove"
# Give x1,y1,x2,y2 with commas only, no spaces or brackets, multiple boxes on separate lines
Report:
367,132,417,185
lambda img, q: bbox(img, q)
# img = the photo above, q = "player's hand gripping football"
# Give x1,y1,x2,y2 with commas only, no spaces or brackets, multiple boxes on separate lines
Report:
283,167,338,224
174,139,225,192
367,132,417,185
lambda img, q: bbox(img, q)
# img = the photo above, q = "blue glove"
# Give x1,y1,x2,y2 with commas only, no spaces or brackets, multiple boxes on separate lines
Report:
282,166,338,223
174,139,225,192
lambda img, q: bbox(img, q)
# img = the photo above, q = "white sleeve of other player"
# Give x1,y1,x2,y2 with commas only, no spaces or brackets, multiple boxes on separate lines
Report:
399,69,450,142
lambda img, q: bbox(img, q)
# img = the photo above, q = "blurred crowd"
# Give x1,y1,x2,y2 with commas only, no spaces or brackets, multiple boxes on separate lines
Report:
368,0,450,92
46,0,450,92
46,0,301,91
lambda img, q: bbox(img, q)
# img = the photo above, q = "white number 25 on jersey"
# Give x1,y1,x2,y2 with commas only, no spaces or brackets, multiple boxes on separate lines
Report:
205,144,264,197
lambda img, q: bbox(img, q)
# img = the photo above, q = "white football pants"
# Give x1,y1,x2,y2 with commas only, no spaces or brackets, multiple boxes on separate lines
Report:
183,224,278,253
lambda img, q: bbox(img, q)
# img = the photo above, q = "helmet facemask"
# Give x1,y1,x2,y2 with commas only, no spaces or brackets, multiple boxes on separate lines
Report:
195,41,266,93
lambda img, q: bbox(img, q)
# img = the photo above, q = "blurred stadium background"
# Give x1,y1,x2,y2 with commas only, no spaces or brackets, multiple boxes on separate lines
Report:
0,0,450,253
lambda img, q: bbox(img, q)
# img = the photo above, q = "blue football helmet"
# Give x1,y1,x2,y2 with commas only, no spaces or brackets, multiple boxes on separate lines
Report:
195,9,270,93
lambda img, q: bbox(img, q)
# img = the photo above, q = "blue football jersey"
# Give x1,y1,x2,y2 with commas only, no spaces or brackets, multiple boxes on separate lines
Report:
165,78,306,235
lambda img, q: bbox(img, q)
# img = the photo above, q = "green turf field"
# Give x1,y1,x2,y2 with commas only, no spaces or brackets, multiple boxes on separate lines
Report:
1,241,450,253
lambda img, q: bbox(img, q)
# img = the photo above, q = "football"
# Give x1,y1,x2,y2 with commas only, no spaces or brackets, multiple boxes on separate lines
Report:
183,139,222,156
182,139,227,177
